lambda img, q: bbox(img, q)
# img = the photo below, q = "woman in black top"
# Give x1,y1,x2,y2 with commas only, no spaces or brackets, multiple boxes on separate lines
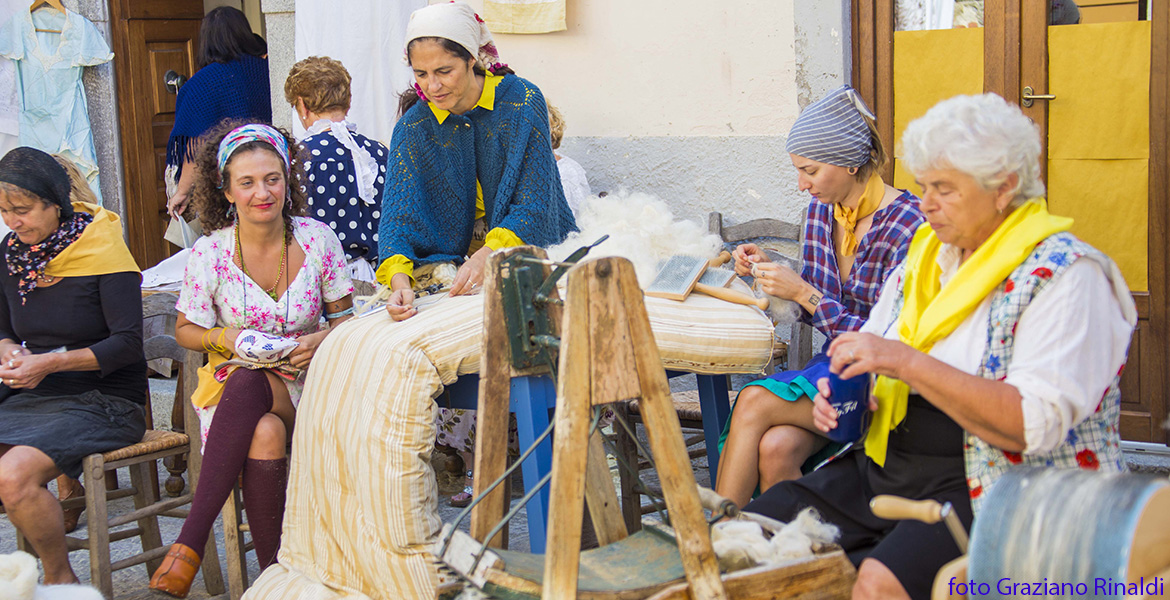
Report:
0,147,145,585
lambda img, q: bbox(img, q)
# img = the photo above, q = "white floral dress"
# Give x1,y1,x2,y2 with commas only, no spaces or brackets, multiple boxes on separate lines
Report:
177,217,353,443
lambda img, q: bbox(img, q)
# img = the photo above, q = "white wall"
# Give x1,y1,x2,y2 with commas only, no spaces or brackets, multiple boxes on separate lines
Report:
460,0,801,138
457,0,846,227
265,0,851,228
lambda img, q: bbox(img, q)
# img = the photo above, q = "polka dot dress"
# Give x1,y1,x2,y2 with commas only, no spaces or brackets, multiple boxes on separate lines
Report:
299,130,388,263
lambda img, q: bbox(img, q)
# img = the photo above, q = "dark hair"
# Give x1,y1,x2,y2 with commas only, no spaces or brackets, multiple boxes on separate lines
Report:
197,7,267,69
192,119,306,236
397,37,516,117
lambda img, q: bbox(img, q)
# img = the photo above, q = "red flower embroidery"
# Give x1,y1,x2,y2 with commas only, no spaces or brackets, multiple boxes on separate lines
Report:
1031,267,1053,279
969,485,983,499
1004,280,1015,293
1003,451,1023,465
1076,449,1100,470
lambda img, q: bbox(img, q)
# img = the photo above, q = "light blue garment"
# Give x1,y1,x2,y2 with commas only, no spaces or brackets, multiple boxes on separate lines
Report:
0,9,111,201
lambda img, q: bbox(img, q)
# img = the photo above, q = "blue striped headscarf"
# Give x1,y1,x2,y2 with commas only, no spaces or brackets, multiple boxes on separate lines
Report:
785,85,876,168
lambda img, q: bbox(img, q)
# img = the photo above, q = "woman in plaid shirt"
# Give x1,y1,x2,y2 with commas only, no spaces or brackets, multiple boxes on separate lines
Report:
715,86,923,508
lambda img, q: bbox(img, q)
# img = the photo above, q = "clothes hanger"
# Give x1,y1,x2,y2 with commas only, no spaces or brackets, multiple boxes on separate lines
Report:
30,0,66,34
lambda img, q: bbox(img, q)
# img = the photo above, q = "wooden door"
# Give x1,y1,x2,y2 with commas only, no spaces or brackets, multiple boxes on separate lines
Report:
852,1,1170,445
110,0,204,269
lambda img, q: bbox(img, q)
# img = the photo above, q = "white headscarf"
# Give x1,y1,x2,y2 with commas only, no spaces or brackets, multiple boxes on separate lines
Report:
403,1,503,71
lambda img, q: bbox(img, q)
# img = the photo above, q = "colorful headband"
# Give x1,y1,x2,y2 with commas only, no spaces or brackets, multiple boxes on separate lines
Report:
216,124,290,187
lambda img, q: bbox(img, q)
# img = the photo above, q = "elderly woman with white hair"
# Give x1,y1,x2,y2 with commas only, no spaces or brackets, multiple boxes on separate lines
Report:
742,93,1135,600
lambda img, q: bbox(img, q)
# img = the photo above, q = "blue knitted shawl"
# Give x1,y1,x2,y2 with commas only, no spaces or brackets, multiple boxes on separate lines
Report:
166,54,272,174
378,74,577,267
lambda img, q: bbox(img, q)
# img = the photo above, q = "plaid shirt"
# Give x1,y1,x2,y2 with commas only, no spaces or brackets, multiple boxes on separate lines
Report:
801,191,923,341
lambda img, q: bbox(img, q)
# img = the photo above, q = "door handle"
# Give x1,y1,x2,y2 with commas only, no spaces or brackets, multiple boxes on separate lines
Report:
163,70,188,94
1021,85,1056,108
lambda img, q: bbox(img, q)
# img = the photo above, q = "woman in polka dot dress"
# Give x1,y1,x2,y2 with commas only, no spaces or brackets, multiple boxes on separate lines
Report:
284,56,386,283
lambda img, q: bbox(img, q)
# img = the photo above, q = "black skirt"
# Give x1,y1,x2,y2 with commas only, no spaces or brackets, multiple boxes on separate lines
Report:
0,389,146,479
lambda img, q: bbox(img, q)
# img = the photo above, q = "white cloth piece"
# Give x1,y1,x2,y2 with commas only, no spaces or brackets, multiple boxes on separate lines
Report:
0,0,23,138
404,1,498,69
305,118,378,205
555,152,590,220
861,243,1136,455
347,255,376,283
234,329,299,364
140,248,189,289
293,0,422,144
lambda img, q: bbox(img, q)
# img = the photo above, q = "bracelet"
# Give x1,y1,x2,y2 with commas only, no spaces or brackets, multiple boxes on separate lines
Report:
216,327,229,353
325,307,355,320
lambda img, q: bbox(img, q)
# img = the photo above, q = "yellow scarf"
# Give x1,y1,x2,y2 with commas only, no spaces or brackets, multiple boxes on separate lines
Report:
865,200,1073,466
43,202,141,278
833,173,885,256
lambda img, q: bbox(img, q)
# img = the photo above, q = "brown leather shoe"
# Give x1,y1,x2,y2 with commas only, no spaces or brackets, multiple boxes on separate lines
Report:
57,476,84,534
149,543,201,598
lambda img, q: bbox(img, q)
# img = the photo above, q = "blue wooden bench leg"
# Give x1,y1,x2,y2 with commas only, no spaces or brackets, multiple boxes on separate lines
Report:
695,374,732,483
510,375,556,554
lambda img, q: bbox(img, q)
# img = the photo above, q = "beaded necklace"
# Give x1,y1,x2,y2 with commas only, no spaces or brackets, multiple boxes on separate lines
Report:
234,219,287,302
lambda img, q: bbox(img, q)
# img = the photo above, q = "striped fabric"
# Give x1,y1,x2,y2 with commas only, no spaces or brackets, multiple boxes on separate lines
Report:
244,281,773,600
785,85,876,168
802,192,924,341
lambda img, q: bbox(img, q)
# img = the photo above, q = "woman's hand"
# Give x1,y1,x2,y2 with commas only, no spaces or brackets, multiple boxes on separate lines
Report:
167,192,190,219
0,353,58,389
811,376,878,434
288,331,327,370
732,243,771,276
386,287,417,321
751,261,811,302
827,332,916,381
450,246,492,296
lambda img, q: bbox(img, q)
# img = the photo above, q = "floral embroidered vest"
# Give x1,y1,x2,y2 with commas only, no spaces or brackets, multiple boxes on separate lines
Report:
959,232,1126,513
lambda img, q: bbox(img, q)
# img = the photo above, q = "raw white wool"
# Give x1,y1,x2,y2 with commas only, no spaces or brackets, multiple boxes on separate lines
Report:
711,520,774,572
0,551,36,600
711,507,841,572
548,189,723,286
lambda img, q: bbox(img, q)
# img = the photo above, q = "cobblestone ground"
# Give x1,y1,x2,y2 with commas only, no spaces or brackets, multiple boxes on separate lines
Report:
0,376,723,599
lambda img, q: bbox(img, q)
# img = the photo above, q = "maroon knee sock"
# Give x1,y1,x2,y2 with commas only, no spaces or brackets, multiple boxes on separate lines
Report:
176,369,273,557
242,457,288,569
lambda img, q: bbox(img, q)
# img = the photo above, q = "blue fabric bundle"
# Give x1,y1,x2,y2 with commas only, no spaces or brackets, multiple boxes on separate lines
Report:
166,54,272,175
379,74,577,266
785,85,875,168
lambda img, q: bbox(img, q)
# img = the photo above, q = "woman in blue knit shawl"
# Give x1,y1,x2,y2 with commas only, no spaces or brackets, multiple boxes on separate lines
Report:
377,1,577,321
165,7,271,219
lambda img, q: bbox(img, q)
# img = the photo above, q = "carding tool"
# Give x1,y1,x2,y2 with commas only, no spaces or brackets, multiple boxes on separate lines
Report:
693,282,769,309
645,251,733,301
697,267,736,288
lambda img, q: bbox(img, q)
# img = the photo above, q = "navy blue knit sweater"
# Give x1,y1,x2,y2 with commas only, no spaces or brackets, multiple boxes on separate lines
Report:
378,74,577,267
166,54,272,176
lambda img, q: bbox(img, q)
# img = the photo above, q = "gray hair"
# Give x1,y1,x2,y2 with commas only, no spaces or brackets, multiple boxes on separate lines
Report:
900,94,1045,208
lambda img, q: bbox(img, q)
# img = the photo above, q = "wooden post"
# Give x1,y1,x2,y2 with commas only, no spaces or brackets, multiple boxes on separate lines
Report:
541,257,727,600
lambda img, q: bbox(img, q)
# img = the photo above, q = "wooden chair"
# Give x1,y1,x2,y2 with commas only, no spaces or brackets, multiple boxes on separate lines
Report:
16,292,225,598
221,483,254,600
708,210,814,371
615,212,815,531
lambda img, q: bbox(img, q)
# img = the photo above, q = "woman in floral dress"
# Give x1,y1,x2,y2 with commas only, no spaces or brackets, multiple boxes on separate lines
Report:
150,121,354,598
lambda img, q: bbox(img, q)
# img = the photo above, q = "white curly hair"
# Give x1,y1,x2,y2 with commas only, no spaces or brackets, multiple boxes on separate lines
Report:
900,93,1045,208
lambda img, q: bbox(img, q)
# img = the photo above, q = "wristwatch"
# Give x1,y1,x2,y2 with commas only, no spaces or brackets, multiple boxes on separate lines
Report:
808,292,822,307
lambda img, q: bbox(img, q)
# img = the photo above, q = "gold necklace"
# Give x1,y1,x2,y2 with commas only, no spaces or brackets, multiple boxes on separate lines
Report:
235,220,287,301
